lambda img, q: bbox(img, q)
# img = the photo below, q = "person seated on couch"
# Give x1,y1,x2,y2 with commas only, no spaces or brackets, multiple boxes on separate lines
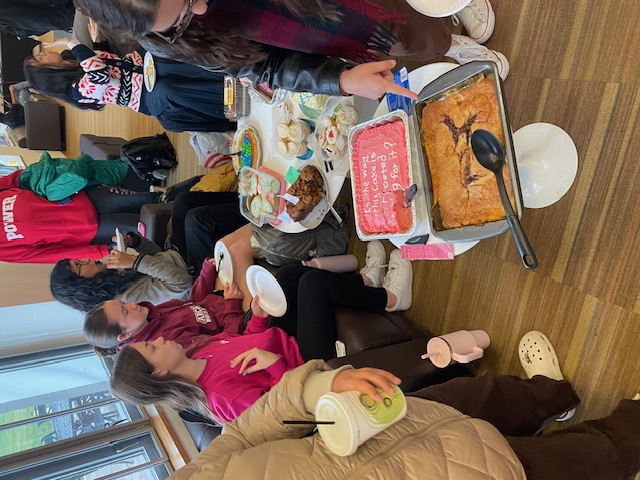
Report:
168,336,640,480
271,240,412,360
50,231,193,313
110,296,304,423
23,40,232,133
83,258,245,356
0,170,159,264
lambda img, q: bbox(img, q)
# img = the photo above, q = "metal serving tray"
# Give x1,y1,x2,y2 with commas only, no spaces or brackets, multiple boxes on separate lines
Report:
348,109,418,241
413,61,523,243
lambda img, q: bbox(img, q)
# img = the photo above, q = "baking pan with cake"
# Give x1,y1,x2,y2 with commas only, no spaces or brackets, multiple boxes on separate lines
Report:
348,110,418,241
413,61,523,243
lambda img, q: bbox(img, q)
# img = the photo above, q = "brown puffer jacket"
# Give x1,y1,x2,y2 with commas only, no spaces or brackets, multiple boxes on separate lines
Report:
171,361,526,480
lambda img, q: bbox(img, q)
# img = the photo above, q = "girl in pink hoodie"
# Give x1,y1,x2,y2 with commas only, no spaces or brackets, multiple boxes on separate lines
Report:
110,296,304,423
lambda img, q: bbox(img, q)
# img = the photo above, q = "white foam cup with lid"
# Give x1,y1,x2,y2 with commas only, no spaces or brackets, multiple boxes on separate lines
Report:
423,330,490,368
315,384,407,456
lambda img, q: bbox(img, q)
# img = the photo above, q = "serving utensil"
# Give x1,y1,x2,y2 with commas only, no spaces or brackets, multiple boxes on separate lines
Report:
322,193,343,223
471,129,538,269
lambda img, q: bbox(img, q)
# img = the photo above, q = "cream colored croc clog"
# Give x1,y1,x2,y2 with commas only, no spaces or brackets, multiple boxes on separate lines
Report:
519,331,564,381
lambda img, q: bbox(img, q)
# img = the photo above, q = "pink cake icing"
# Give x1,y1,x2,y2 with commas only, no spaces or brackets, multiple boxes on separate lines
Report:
352,120,412,235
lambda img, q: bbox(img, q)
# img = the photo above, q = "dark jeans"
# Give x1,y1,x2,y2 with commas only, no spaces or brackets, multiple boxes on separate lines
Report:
411,374,640,480
85,185,159,244
271,264,387,361
171,191,247,276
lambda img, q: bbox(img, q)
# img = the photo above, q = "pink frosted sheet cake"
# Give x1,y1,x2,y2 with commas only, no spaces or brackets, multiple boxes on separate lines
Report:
351,120,412,235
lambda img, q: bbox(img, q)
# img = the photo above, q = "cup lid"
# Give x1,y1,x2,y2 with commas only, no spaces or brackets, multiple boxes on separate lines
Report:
316,393,357,457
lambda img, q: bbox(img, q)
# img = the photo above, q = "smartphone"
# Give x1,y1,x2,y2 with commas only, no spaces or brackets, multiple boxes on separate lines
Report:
115,227,126,253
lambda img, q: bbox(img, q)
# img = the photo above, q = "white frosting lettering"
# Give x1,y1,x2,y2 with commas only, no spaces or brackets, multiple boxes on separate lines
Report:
3,195,24,241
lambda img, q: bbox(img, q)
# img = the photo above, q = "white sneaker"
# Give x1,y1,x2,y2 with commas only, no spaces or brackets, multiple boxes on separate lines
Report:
359,240,386,288
452,0,495,44
446,34,510,81
383,250,412,312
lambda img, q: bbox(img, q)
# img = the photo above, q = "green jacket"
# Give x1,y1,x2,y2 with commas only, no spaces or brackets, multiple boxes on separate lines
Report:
19,152,128,201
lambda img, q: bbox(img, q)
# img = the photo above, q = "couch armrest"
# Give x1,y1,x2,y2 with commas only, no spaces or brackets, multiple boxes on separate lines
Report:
24,101,65,151
335,307,424,355
139,203,173,245
328,338,471,393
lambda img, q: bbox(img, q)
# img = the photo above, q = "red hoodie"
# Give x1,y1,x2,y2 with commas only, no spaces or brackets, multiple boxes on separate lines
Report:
0,170,108,263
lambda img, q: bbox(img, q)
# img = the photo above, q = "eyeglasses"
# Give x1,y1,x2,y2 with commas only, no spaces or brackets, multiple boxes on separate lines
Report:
154,0,194,44
73,259,90,276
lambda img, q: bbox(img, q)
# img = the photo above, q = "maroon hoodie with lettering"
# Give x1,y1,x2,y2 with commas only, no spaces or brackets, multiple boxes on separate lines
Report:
121,260,244,350
0,170,107,263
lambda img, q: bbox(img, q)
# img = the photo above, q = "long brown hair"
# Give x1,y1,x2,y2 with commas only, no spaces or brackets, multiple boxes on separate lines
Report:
84,302,123,350
78,0,341,69
110,346,216,421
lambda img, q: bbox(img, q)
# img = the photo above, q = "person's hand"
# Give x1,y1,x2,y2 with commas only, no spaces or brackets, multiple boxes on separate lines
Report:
110,232,133,248
207,257,216,267
223,282,243,300
230,347,280,375
250,295,268,318
332,367,401,402
338,60,418,100
106,250,136,269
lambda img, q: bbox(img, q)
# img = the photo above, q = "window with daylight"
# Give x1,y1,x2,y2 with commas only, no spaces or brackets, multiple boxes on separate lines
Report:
0,344,173,479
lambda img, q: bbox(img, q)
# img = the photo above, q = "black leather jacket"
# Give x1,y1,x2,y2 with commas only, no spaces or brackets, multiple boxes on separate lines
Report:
140,40,350,96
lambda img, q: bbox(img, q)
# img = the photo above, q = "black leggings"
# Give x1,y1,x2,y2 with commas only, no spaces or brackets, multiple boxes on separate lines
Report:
85,185,159,244
271,264,387,361
171,191,247,275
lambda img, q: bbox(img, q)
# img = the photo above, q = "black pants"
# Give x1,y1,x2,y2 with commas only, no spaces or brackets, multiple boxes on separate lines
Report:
85,185,159,244
138,58,235,133
171,191,247,276
411,373,640,480
271,264,386,361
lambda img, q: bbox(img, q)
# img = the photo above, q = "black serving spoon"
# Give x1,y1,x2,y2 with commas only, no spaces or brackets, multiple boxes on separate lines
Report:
471,129,538,269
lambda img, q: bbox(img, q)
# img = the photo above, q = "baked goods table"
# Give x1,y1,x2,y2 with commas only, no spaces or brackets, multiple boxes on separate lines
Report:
236,93,354,233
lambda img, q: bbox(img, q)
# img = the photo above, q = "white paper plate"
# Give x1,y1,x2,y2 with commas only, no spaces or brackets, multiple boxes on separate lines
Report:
246,265,287,317
406,0,471,17
214,241,233,285
143,52,156,92
513,123,578,209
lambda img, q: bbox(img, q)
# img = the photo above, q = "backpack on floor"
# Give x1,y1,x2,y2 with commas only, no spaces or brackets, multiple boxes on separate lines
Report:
120,133,178,182
250,204,350,267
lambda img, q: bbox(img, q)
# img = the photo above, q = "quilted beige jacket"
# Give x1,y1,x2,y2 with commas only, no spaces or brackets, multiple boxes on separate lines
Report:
171,361,526,480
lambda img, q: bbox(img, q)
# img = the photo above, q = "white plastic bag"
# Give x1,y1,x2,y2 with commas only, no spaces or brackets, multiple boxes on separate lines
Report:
189,131,234,169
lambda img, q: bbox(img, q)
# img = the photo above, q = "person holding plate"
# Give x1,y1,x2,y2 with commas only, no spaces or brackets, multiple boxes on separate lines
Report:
76,0,509,100
23,41,233,132
109,296,305,423
83,257,245,356
50,230,194,313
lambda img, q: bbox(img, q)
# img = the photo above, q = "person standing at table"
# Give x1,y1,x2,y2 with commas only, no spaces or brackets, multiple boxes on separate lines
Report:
76,0,508,101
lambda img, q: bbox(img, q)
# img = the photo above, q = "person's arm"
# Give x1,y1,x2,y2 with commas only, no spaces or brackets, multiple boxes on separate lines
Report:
67,41,111,102
189,258,218,301
231,47,417,100
0,171,23,191
126,231,162,256
116,251,194,304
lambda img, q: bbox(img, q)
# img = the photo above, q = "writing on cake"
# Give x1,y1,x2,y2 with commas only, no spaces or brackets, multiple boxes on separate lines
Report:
352,121,412,235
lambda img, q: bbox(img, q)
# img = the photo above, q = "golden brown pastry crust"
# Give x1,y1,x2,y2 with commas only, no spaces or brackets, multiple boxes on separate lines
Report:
420,76,515,229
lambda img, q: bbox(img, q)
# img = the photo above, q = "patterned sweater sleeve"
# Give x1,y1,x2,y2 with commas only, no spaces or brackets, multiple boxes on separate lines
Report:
68,41,110,104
